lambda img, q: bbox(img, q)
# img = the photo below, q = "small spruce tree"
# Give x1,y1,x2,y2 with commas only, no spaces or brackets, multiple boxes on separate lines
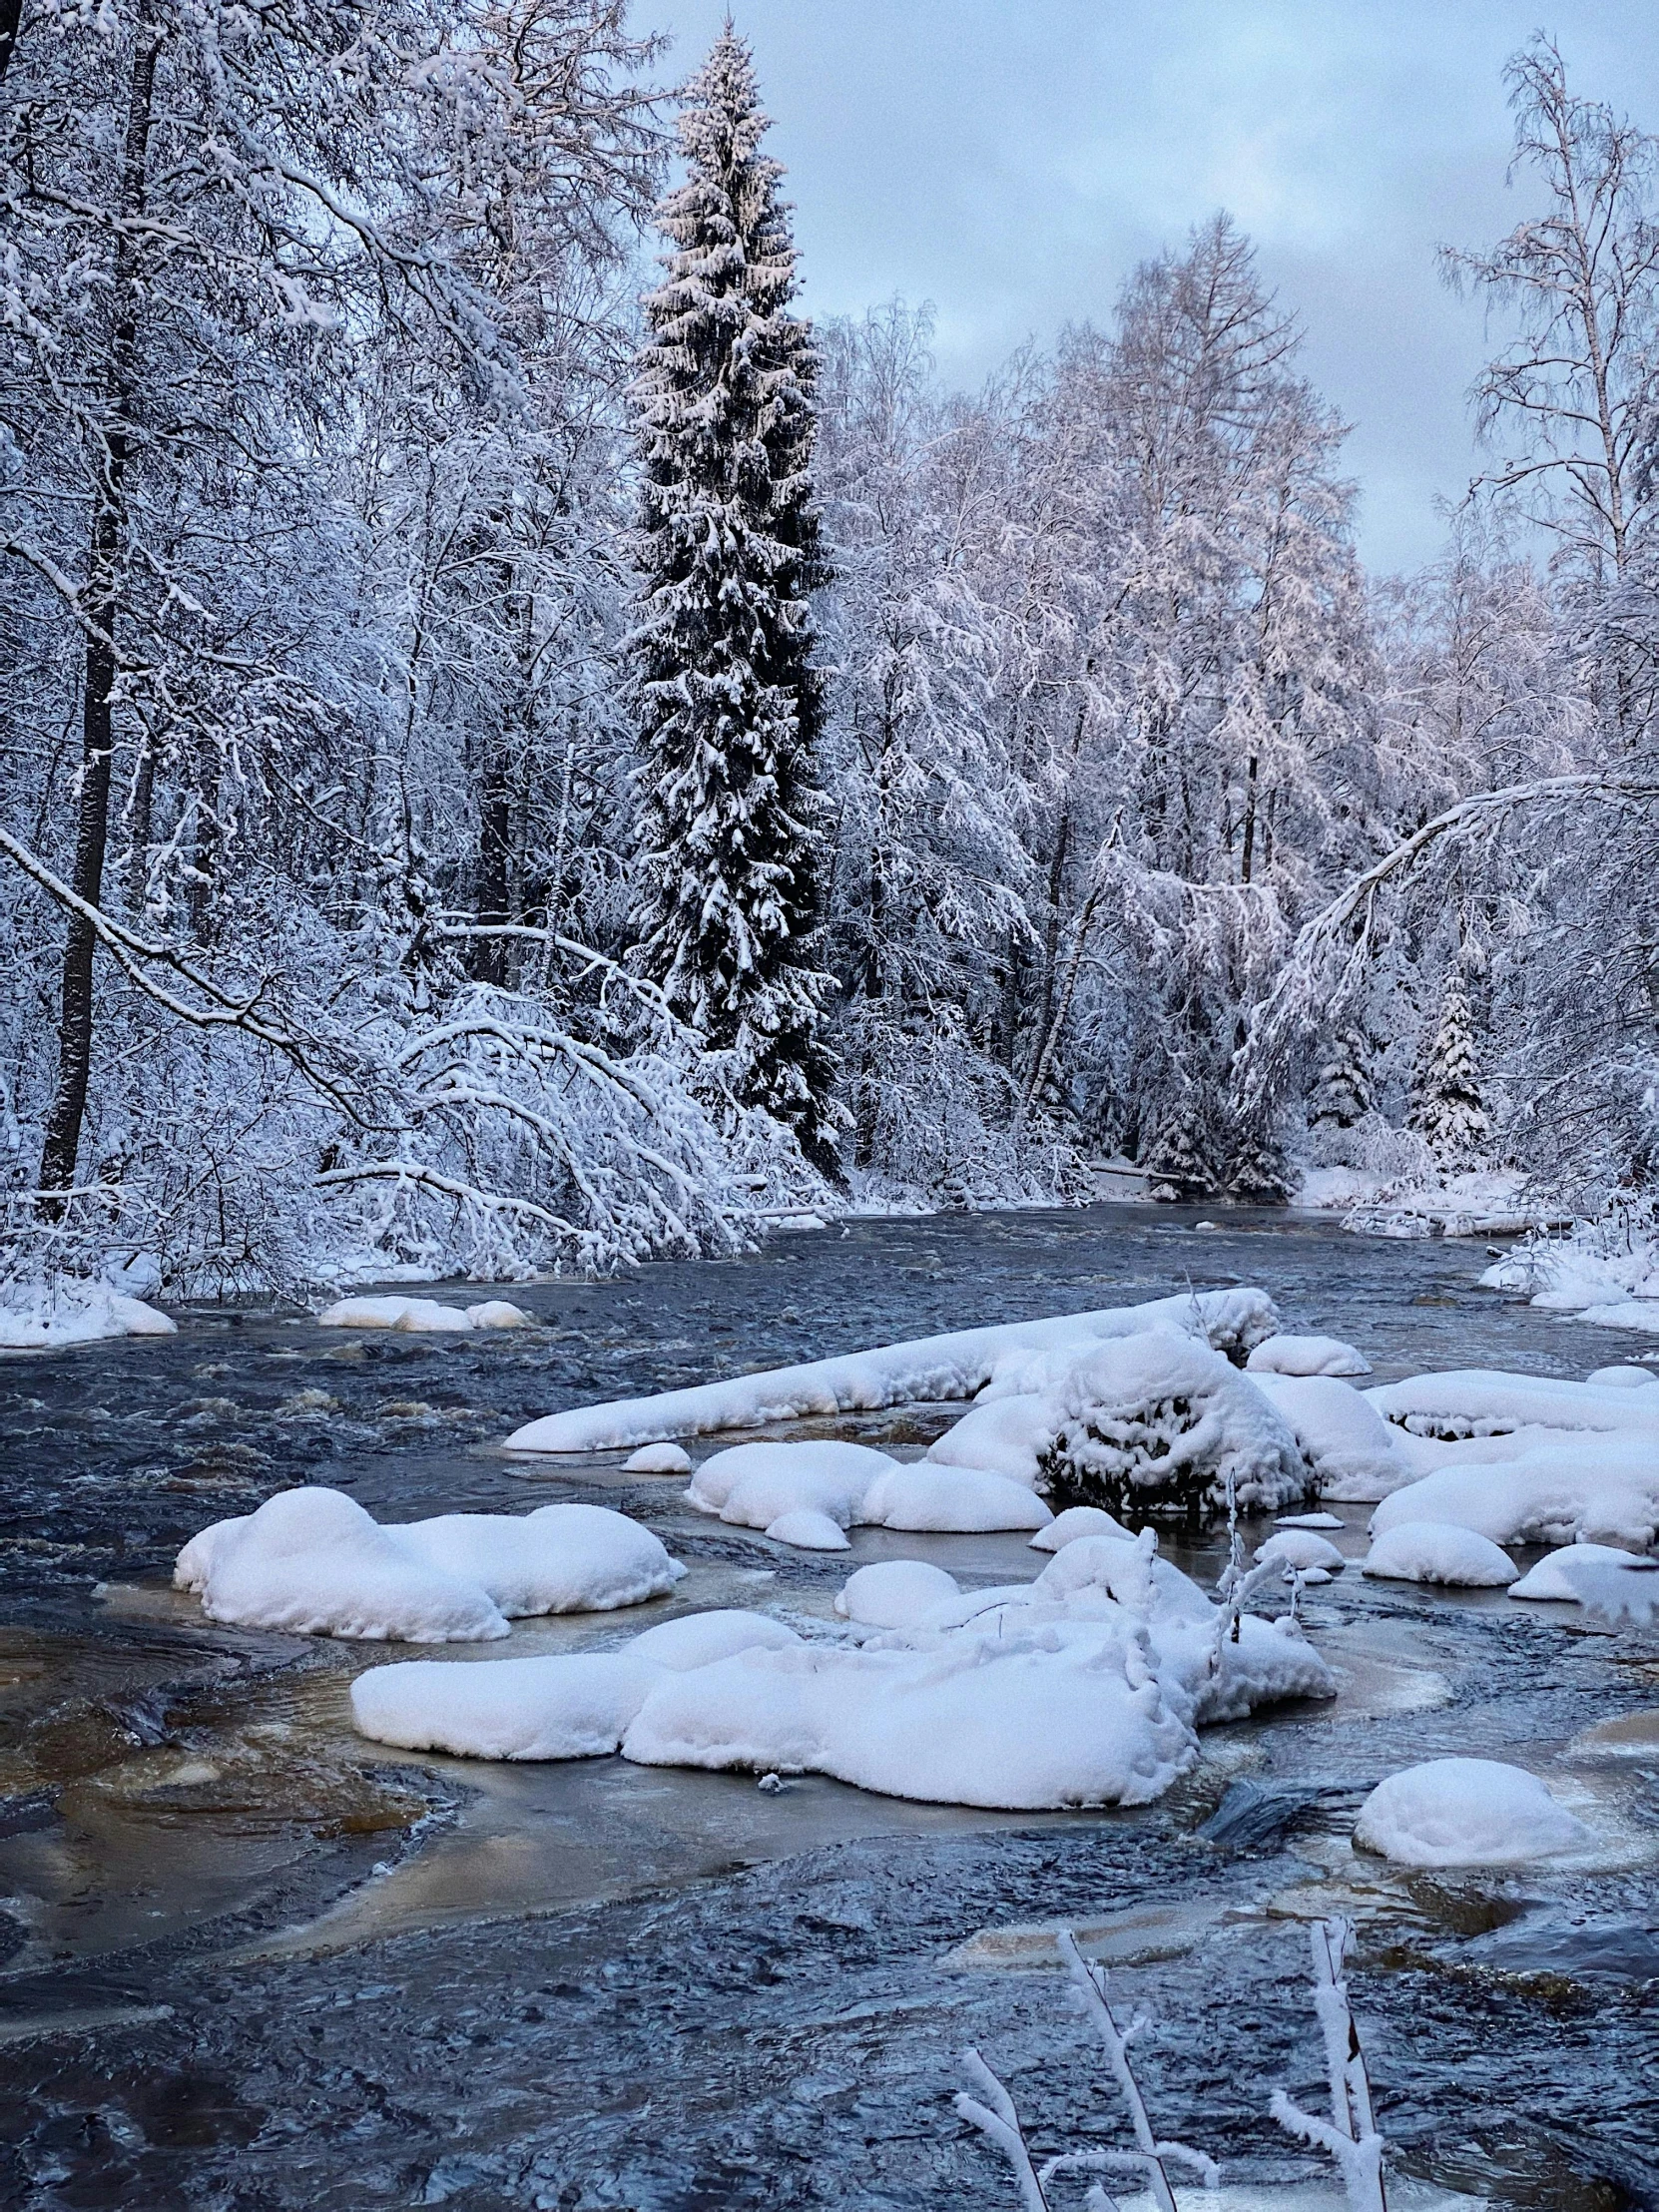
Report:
629,29,838,1169
1310,1026,1373,1130
1144,1094,1222,1202
1410,983,1490,1170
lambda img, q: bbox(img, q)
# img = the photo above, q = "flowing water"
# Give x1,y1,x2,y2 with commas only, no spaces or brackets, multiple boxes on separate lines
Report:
1,1205,1657,2210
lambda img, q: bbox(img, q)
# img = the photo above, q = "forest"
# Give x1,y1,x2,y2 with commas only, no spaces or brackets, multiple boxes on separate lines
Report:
3,5,1657,1298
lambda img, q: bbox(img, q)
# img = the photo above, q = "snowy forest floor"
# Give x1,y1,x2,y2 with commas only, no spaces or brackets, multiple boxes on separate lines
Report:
2,1205,1657,2208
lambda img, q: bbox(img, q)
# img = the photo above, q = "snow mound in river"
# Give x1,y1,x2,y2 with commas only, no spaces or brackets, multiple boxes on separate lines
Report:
686,1438,1051,1541
1355,1758,1592,1867
317,1295,529,1332
176,1487,681,1640
352,1533,1335,1811
1510,1541,1659,1623
1362,1521,1517,1586
0,1281,176,1351
1370,1440,1659,1553
1249,1373,1413,1500
502,1288,1280,1453
1246,1333,1371,1378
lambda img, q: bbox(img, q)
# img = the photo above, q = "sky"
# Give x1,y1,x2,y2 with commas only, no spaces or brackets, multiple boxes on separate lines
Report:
639,1,1659,574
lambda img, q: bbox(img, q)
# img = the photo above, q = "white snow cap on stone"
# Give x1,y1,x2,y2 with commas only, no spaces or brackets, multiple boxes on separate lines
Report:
1249,1373,1412,1500
834,1559,961,1629
391,1502,685,1616
624,1609,802,1670
175,1487,682,1640
1366,1368,1659,1440
1510,1541,1659,1623
0,1282,177,1351
316,1295,529,1333
624,1440,693,1474
1354,1758,1592,1866
764,1508,851,1551
1362,1521,1518,1587
925,1391,1056,1487
467,1300,531,1329
1370,1439,1659,1553
685,1437,1050,1541
1254,1528,1347,1572
351,1650,663,1759
1586,1365,1659,1387
1028,1504,1135,1552
502,1288,1280,1453
1246,1333,1372,1378
858,1463,1052,1533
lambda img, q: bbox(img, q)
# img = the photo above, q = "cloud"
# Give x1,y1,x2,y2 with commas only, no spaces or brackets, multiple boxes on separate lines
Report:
646,0,1659,569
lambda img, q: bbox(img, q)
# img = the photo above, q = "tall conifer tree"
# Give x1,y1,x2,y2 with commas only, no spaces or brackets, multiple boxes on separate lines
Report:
628,27,838,1168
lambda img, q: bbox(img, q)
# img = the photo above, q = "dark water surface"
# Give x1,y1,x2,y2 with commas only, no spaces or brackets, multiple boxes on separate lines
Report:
1,1205,1657,2209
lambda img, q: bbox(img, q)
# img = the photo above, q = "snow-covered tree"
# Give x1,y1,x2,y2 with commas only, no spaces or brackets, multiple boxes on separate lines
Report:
628,30,837,1168
1310,1027,1373,1129
1410,982,1491,1170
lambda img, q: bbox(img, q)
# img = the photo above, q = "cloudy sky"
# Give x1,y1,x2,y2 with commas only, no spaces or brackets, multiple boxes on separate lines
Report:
639,2,1659,573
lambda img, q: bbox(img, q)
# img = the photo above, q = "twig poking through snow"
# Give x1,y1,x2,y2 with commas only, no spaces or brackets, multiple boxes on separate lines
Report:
1270,1916,1388,2211
955,2047,1054,2212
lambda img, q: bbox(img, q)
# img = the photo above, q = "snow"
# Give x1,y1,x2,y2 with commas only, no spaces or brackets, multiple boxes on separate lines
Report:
925,1391,1055,1486
1246,1333,1371,1378
501,1289,1280,1453
1362,1521,1518,1587
858,1462,1053,1533
0,1282,177,1352
688,1439,893,1528
1028,1504,1134,1551
1586,1364,1658,1387
834,1559,961,1629
175,1487,682,1640
624,1440,694,1473
1277,1511,1346,1528
1353,1758,1592,1867
1366,1368,1659,1440
623,1609,802,1668
352,1528,1335,1810
1254,1529,1347,1572
1509,1541,1659,1623
1369,1439,1659,1551
351,1651,664,1759
392,1502,686,1615
1480,1232,1659,1333
1250,1374,1414,1500
181,1488,510,1642
764,1508,850,1550
316,1295,529,1332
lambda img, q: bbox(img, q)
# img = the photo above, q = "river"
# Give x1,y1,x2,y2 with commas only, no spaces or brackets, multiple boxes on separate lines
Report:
0,1204,1656,2209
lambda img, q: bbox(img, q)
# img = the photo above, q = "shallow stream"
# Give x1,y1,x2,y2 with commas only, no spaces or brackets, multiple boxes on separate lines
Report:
1,1205,1657,2209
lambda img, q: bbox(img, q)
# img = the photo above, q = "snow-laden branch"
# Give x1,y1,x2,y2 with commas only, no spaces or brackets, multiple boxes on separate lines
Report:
1270,1917,1387,2212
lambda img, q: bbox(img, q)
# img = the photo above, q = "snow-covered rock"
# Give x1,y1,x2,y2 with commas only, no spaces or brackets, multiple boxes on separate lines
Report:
925,1391,1056,1486
501,1289,1280,1453
1354,1758,1592,1867
624,1440,693,1474
466,1300,532,1329
834,1559,961,1629
764,1508,851,1550
1246,1333,1372,1379
1028,1504,1134,1552
689,1439,892,1528
1036,1332,1311,1522
1251,1373,1413,1500
1510,1541,1659,1623
352,1651,664,1759
390,1502,684,1615
318,1296,475,1332
1366,1369,1659,1441
176,1487,681,1640
0,1282,177,1352
1369,1440,1659,1552
182,1488,510,1642
1587,1365,1658,1387
1362,1522,1517,1587
624,1609,802,1669
858,1463,1053,1533
1254,1528,1346,1573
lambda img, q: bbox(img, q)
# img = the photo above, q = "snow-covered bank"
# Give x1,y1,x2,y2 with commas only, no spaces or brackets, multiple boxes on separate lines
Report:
1297,1163,1569,1243
503,1287,1279,1453
1481,1215,1659,1333
0,1280,177,1352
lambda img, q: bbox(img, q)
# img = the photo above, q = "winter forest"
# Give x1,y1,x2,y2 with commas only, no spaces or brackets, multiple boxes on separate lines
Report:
4,5,1658,1299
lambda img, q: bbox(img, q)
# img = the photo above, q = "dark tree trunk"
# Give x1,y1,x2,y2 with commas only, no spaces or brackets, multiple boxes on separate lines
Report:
38,17,159,1197
0,0,23,84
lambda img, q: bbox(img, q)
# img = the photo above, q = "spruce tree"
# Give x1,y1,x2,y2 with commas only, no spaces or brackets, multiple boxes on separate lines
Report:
1310,1026,1373,1130
1410,983,1491,1170
629,29,838,1169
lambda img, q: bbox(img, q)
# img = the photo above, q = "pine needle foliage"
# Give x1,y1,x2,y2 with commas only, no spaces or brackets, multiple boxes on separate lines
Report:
628,29,839,1169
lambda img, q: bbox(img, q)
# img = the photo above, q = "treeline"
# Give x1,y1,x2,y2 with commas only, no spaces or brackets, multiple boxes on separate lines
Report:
1,12,1656,1290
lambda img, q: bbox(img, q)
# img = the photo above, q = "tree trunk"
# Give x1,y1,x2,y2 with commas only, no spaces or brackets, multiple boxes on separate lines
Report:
0,0,23,84
38,15,159,1196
